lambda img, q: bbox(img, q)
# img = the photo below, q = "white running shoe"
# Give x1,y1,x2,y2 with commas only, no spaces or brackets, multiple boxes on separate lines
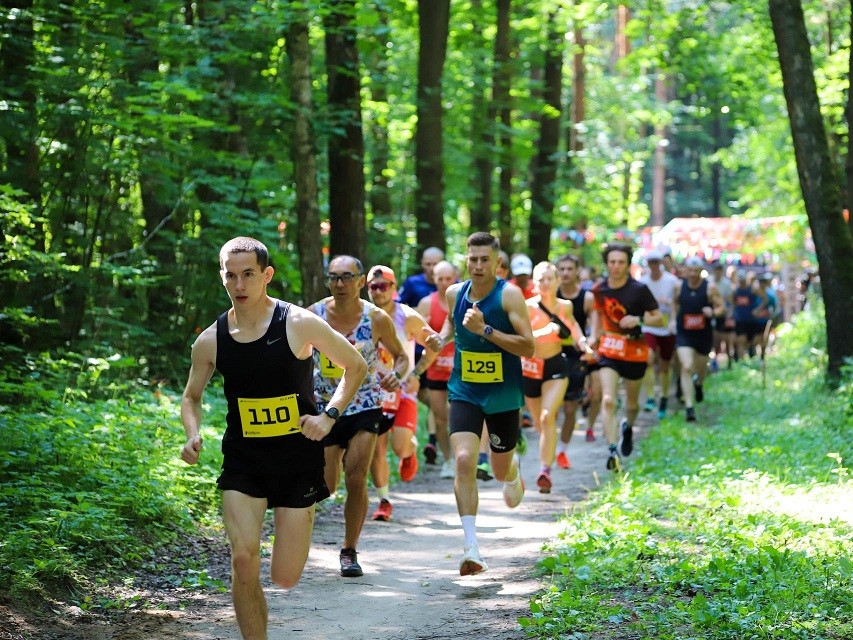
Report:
459,544,488,576
440,459,456,479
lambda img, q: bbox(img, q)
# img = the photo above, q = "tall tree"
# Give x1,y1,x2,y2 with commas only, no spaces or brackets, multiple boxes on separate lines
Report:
494,0,513,249
469,0,494,234
325,0,367,262
414,0,450,253
769,0,853,381
528,13,563,262
287,9,324,304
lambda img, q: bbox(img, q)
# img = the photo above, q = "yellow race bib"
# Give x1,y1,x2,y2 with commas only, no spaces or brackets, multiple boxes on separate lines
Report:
319,353,343,379
460,351,503,383
238,394,301,437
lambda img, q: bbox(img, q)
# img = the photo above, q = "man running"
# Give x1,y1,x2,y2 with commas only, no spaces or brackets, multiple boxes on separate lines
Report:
710,262,735,370
309,255,409,578
366,265,442,522
674,257,725,422
555,253,598,465
639,250,680,419
180,237,367,640
416,260,459,479
590,242,663,471
438,232,535,576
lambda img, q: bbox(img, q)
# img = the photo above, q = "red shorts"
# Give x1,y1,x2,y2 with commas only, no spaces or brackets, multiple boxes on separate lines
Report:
380,396,418,433
643,332,676,361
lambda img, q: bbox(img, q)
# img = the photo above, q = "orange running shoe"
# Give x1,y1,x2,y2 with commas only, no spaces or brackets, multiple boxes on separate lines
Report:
536,470,552,494
371,499,393,521
556,451,571,469
399,453,419,482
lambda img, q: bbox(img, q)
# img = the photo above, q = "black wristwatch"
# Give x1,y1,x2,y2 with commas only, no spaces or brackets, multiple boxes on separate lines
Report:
323,406,340,422
482,325,494,337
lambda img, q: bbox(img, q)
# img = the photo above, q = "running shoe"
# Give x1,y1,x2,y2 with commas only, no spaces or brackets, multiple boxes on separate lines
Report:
536,469,552,494
423,443,438,465
644,398,656,412
521,409,534,429
606,450,622,472
556,451,571,469
339,548,363,577
516,429,528,454
371,499,393,522
398,453,418,482
686,407,697,422
693,374,704,403
710,359,720,373
619,418,634,457
658,397,668,420
439,459,455,479
502,456,525,508
459,544,488,576
476,461,493,481
585,426,595,442
581,397,590,417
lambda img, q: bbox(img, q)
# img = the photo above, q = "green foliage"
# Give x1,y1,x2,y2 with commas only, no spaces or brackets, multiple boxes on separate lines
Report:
0,374,225,603
522,307,853,639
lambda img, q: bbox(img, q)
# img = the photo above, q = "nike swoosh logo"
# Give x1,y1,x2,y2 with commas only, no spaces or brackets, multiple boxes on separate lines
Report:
267,337,282,345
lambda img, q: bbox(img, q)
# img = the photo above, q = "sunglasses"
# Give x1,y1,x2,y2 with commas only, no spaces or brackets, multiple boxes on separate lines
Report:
326,272,360,285
368,282,392,292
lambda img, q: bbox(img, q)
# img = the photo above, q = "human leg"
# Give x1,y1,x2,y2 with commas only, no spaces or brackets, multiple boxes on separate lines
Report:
537,377,568,491
341,429,377,551
323,446,344,497
269,505,315,589
677,346,697,412
598,366,621,445
428,388,451,462
222,491,268,640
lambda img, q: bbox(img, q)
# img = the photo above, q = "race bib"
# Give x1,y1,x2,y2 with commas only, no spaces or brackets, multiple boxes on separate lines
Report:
238,394,301,438
683,314,707,330
521,356,544,380
460,350,503,383
434,354,454,373
735,295,751,306
598,334,648,363
382,389,401,412
319,353,343,379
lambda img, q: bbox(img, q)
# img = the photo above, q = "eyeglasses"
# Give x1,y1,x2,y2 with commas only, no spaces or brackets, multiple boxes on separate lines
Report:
326,272,360,285
368,282,392,292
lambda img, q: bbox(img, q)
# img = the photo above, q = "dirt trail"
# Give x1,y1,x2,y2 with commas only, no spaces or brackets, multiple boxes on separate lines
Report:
12,414,653,640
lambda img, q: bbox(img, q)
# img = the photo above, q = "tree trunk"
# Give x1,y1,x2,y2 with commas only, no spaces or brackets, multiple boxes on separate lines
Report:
494,0,513,251
769,0,853,381
414,0,450,254
651,73,668,227
570,26,586,188
325,0,367,262
469,0,493,233
846,5,853,237
528,16,563,262
365,4,392,223
287,11,325,304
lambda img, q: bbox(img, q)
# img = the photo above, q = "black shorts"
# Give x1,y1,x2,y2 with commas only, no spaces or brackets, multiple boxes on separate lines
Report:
323,408,382,449
523,353,570,398
563,355,589,402
449,401,520,453
598,356,647,381
735,321,762,340
423,378,449,391
378,412,395,436
676,333,713,356
217,468,330,509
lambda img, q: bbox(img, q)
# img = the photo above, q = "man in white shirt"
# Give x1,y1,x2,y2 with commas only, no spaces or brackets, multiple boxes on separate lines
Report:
639,250,681,419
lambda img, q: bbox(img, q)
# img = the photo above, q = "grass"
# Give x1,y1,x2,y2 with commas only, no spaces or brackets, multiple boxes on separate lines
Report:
522,307,853,640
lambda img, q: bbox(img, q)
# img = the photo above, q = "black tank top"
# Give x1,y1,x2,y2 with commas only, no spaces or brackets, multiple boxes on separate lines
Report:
558,286,589,358
677,280,712,337
216,300,322,475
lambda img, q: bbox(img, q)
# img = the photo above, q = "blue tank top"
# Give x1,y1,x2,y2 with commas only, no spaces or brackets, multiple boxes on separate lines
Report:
448,279,524,414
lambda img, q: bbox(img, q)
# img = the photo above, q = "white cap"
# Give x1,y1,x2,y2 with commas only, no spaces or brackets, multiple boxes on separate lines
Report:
645,250,663,262
685,256,704,268
510,254,533,276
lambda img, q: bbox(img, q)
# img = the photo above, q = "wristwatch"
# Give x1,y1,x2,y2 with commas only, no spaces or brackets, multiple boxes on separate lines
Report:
323,406,340,422
482,325,493,337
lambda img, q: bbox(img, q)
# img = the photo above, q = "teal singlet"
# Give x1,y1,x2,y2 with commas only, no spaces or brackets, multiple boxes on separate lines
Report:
448,279,524,414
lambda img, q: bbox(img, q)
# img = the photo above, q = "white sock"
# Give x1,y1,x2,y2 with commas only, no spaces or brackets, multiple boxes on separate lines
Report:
556,440,567,455
504,460,520,485
461,515,478,549
376,485,390,501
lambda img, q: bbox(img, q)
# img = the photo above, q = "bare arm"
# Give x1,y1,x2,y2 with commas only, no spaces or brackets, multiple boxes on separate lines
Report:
706,283,725,317
438,284,461,348
180,325,217,465
462,284,535,358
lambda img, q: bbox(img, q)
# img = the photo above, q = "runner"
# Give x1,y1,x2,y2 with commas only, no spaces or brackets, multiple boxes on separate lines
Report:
590,242,663,471
555,253,599,466
309,255,409,578
523,262,592,493
180,237,367,640
674,257,725,422
438,232,535,576
639,250,680,419
509,253,537,299
733,270,761,361
415,260,459,479
710,262,735,370
366,265,442,522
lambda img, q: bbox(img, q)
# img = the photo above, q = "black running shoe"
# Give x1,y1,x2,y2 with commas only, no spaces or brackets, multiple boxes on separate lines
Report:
693,374,704,403
619,419,633,457
424,443,438,465
339,548,363,577
686,407,697,422
606,450,622,472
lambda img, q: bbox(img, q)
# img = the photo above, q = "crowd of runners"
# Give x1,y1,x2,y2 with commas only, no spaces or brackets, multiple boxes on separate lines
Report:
179,234,787,640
